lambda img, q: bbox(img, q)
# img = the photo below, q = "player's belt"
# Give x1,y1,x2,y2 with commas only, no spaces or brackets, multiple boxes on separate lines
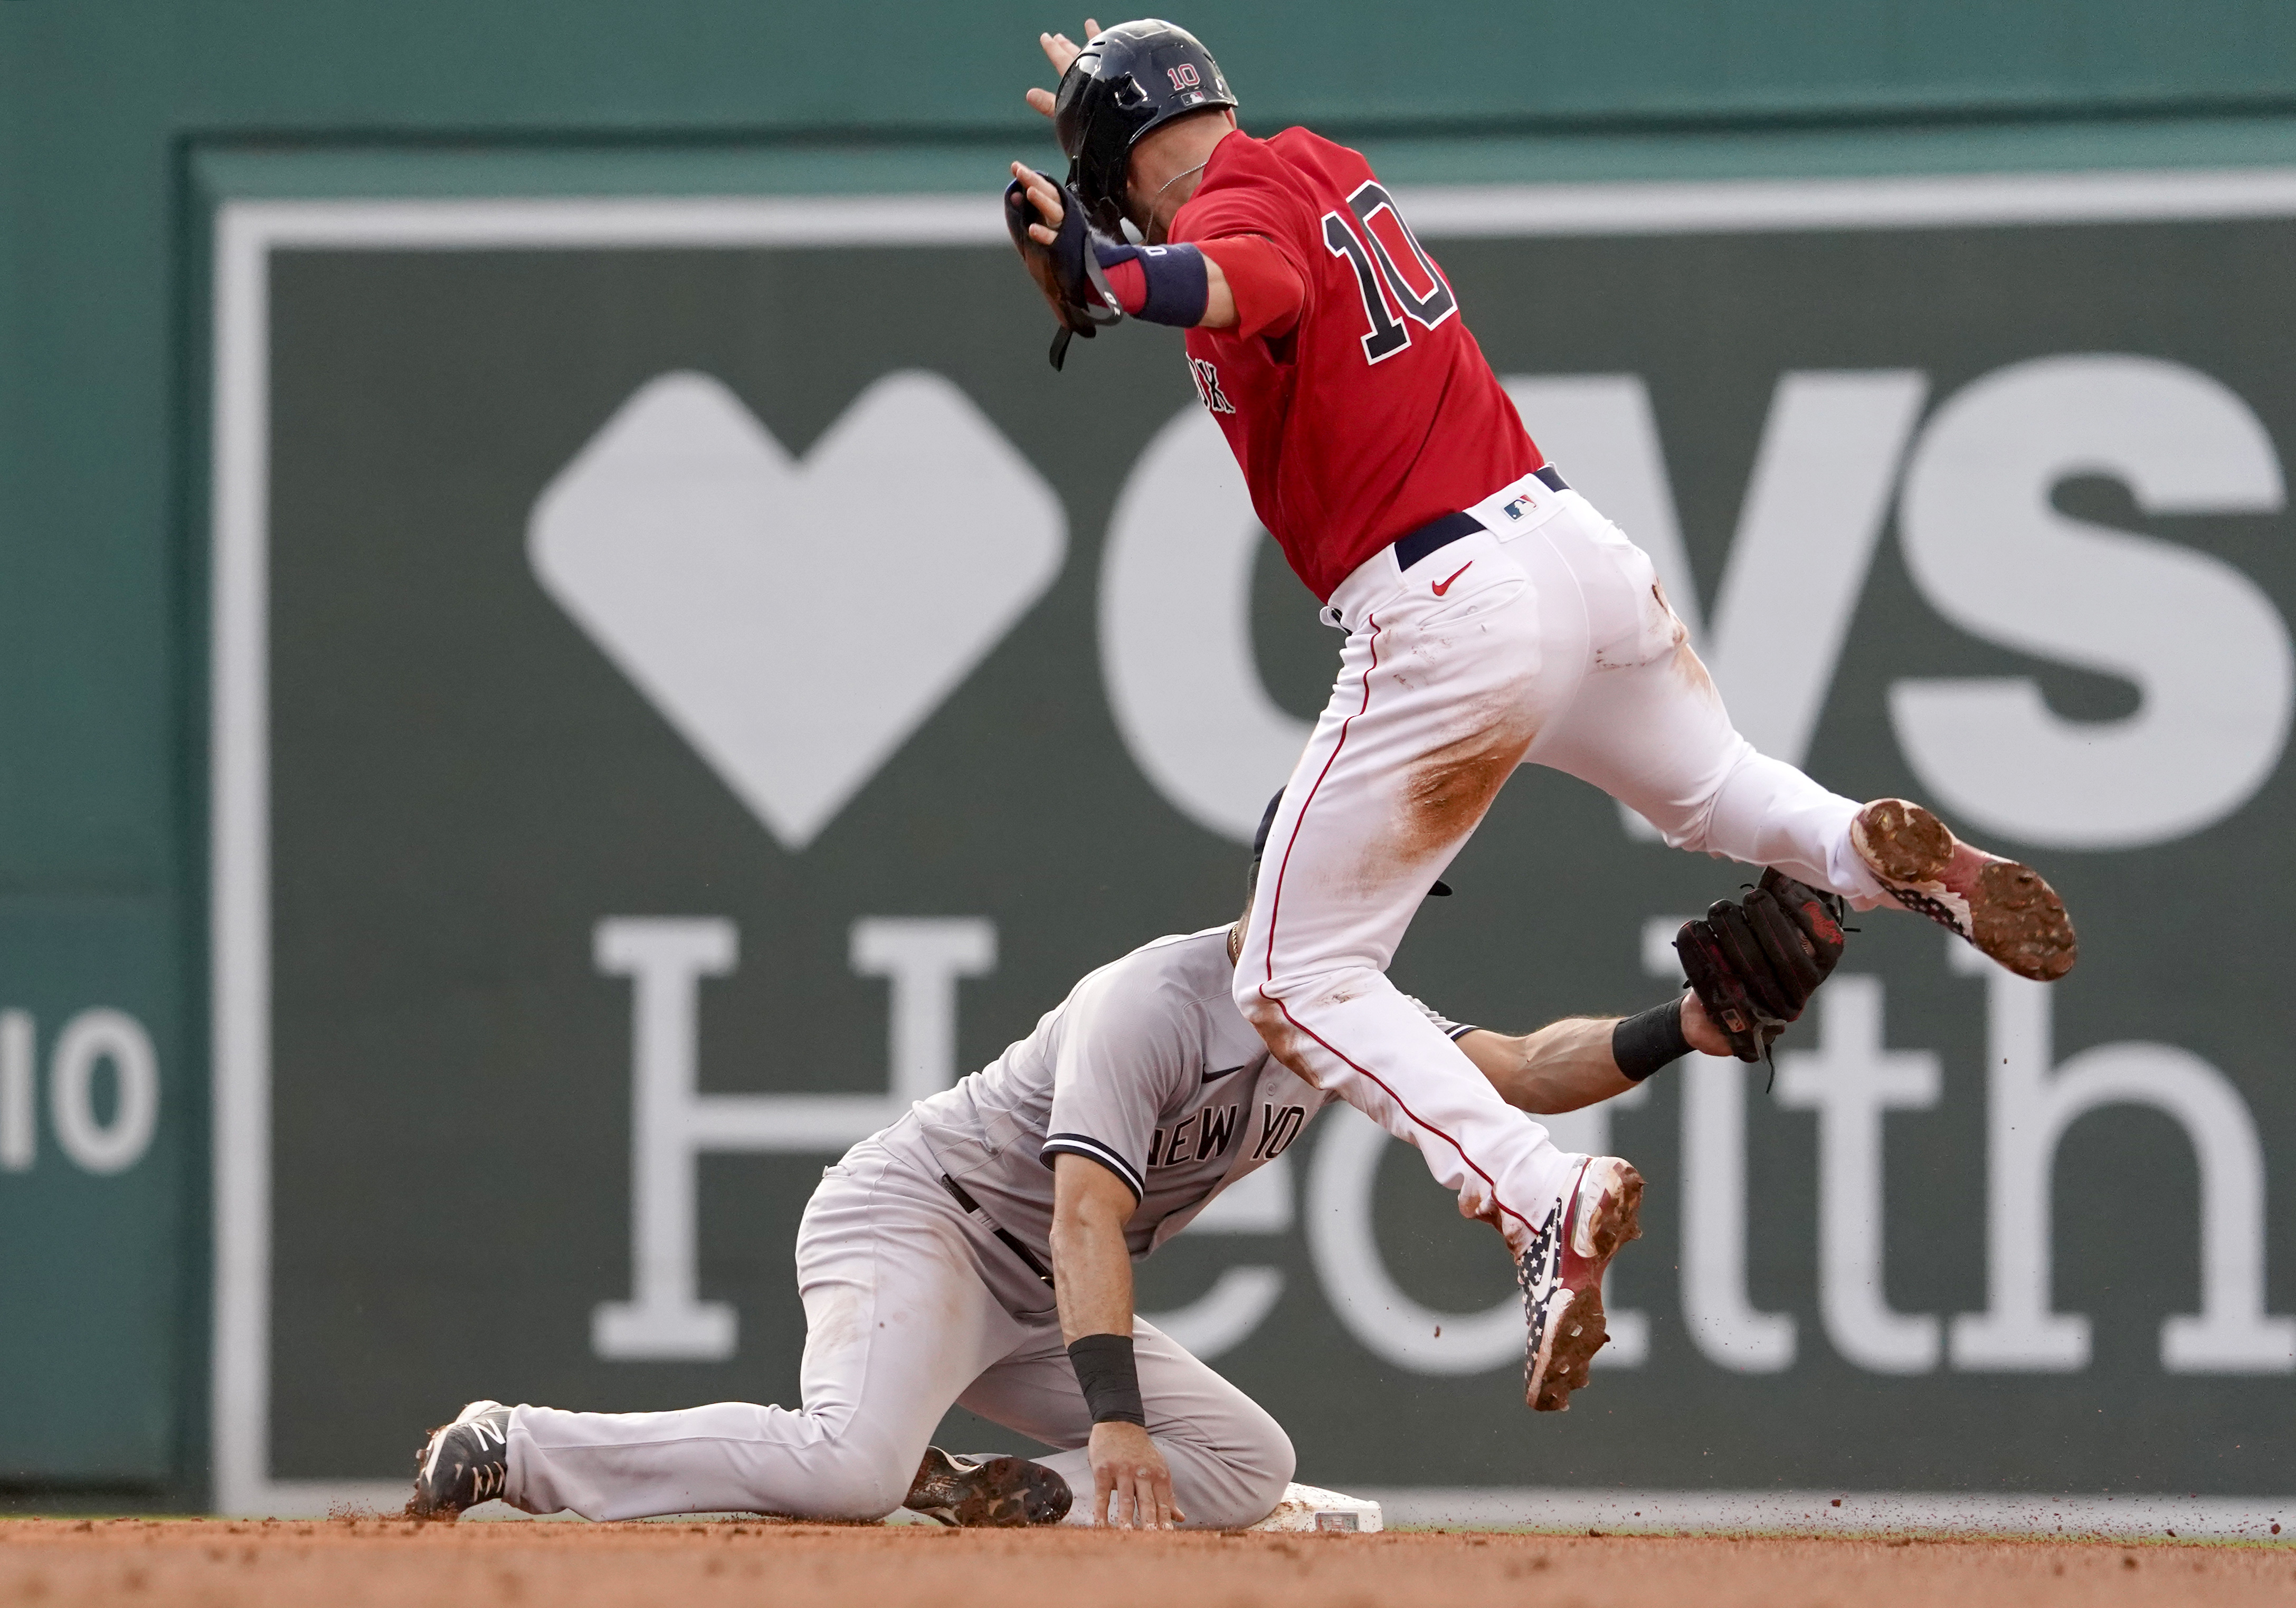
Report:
1391,464,1571,571
940,1172,1057,1288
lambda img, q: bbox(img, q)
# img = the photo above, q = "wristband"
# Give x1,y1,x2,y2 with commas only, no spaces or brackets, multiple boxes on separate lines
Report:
1089,239,1210,327
1066,1332,1147,1425
1611,998,1693,1082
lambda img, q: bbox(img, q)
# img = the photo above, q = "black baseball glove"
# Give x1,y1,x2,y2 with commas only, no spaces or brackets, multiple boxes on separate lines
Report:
1675,868,1849,1063
1004,172,1125,370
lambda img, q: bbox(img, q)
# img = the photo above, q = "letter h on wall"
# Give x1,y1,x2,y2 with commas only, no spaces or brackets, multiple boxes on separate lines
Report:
587,915,994,1360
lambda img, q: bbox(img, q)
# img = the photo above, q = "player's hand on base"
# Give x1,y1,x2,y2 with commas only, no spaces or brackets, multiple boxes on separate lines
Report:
1087,1419,1181,1529
1024,21,1102,117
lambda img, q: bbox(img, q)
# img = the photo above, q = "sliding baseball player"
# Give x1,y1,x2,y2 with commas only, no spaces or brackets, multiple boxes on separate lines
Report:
411,834,1846,1529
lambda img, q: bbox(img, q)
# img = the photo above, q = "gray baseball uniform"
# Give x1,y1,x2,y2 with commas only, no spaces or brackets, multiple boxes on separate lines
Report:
501,926,1477,1527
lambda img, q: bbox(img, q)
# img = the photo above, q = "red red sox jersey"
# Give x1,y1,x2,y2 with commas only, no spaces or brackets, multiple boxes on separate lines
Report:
1171,127,1546,603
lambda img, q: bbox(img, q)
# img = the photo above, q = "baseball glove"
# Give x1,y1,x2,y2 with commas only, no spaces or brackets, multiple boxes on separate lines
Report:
1004,172,1125,370
1675,868,1849,1064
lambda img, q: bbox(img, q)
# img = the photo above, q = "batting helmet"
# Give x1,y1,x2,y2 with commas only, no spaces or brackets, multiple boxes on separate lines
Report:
1053,20,1237,235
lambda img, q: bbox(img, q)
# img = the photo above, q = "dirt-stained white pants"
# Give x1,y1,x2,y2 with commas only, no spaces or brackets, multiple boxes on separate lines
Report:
1236,472,1884,1258
502,1134,1293,1526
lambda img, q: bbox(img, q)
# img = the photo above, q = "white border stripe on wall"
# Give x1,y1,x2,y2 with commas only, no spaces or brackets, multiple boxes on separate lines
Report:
1401,165,2296,236
212,166,2296,1520
211,204,277,1524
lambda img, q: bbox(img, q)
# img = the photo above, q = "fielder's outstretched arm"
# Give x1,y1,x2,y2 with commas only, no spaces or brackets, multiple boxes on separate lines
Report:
1049,1153,1183,1530
1458,992,1729,1117
1456,869,1852,1113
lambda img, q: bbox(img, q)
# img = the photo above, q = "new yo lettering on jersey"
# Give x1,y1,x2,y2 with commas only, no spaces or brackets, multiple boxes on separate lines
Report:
1150,1105,1240,1168
233,158,2296,1507
1149,1082,1308,1168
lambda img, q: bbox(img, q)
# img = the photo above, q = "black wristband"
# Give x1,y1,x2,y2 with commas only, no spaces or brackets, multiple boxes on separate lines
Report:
1612,998,1693,1082
1067,1333,1146,1426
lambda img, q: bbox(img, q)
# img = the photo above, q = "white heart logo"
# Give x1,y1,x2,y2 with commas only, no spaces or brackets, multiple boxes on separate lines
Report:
528,370,1066,850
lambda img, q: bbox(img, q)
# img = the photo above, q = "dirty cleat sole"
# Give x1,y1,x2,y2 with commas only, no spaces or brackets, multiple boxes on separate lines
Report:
1852,798,2076,982
903,1447,1072,1527
1521,1157,1644,1413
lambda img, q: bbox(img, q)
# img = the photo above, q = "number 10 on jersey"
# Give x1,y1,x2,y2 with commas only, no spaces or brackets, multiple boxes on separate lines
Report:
1322,181,1458,364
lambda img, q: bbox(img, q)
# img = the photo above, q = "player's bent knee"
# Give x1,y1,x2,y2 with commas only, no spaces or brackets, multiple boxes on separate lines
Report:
786,1445,911,1521
1237,960,1376,1017
1249,1425,1298,1508
1235,976,1284,1032
1197,1423,1296,1529
804,1485,903,1522
1658,736,1771,851
1236,979,1320,1073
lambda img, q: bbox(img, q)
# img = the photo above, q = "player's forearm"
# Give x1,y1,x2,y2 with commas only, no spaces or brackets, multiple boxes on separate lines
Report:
1462,993,1726,1114
1051,1218,1134,1341
1094,236,1292,334
1459,1019,1634,1115
1198,251,1236,329
1049,1160,1138,1343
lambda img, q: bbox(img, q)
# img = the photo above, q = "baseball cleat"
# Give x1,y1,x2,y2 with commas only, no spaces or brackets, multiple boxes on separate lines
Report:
903,1446,1073,1527
1519,1157,1643,1412
1851,798,2076,982
409,1399,513,1520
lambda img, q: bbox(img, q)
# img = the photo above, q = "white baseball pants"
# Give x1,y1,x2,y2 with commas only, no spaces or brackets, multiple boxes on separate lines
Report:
1237,474,1883,1258
501,1134,1293,1526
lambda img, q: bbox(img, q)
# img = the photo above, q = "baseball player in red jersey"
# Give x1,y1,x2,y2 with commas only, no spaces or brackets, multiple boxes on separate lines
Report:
1009,20,2077,1415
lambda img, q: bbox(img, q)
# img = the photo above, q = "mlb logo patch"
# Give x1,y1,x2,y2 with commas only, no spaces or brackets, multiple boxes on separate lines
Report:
1503,492,1539,521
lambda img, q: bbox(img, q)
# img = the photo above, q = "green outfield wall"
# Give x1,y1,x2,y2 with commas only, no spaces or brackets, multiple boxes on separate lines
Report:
4,0,2296,1514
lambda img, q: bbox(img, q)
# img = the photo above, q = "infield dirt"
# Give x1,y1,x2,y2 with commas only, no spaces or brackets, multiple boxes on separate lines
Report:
3,1516,2293,1607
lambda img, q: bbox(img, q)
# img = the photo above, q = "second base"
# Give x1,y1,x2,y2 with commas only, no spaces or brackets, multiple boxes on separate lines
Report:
1249,1482,1384,1533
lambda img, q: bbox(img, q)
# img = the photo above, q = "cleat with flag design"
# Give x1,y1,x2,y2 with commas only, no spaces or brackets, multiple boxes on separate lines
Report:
1519,1157,1643,1412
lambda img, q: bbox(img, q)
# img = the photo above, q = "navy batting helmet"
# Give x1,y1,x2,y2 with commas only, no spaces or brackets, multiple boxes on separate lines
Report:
1053,20,1237,235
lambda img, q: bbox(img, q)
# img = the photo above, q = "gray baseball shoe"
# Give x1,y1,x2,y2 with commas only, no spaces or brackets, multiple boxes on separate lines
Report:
1852,798,2076,982
903,1447,1072,1527
409,1399,513,1519
1519,1156,1644,1412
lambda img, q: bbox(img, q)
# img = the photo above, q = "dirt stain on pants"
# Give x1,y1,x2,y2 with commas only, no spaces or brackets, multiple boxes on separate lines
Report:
1394,710,1539,868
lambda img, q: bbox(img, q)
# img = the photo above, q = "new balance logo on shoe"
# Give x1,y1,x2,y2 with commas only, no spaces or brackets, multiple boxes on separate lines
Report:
409,1400,515,1520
